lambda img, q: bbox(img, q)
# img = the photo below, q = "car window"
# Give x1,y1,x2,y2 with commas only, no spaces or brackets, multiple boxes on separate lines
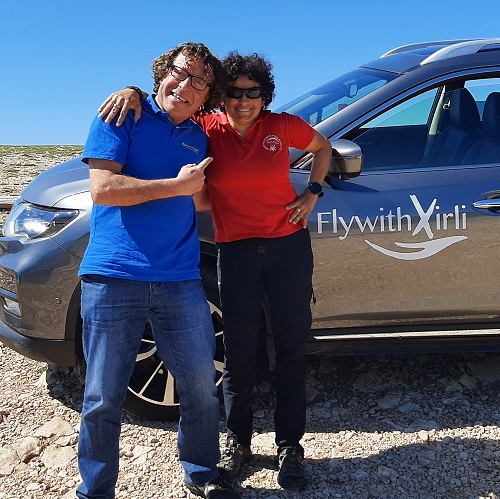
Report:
465,77,500,116
274,68,397,127
362,89,438,128
346,76,500,172
345,89,440,171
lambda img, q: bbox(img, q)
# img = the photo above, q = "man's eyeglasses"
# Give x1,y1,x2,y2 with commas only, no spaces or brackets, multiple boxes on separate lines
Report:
170,65,211,91
227,86,263,99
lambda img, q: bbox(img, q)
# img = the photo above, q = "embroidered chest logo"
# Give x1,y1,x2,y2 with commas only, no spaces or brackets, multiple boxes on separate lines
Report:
262,135,283,152
182,142,199,154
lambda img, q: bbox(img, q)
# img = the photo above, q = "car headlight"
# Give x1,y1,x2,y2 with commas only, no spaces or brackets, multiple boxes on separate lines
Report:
2,202,79,239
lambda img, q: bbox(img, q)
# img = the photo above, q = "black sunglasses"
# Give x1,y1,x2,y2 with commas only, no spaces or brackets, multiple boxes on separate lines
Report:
227,86,263,99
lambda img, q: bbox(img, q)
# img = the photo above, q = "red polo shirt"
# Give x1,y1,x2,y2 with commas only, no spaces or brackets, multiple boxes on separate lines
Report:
195,111,315,243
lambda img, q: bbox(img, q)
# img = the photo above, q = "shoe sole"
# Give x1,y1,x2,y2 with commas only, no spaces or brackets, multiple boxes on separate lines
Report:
277,478,308,490
185,479,240,498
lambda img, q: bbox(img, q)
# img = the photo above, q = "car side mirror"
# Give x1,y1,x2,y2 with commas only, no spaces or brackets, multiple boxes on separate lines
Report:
328,139,363,179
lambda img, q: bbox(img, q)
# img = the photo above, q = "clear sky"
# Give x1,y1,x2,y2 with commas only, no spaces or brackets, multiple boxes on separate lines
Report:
2,0,499,145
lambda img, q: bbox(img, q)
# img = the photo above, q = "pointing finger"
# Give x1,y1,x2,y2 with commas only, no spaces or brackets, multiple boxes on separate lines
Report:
197,157,213,171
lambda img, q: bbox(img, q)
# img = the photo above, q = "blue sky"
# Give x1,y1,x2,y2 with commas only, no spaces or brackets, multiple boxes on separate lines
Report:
2,0,499,145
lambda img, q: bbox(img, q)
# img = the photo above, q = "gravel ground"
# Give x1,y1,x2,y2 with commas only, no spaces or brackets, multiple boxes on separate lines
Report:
0,145,83,198
1,147,500,499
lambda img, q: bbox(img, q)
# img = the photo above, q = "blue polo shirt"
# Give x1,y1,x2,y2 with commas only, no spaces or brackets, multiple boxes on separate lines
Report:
79,96,207,282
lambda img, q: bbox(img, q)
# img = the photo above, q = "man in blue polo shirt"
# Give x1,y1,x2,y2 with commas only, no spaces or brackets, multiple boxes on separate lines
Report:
76,43,239,499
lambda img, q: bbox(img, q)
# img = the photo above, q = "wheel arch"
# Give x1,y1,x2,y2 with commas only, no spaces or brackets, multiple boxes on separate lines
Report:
64,279,83,366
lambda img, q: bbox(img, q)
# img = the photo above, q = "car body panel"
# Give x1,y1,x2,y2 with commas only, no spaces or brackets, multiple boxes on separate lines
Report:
0,318,76,364
21,158,90,208
294,165,500,330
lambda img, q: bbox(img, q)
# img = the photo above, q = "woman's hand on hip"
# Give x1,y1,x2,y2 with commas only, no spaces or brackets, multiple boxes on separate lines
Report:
286,190,318,228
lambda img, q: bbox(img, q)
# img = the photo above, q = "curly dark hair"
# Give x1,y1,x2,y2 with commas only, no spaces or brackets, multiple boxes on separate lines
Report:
151,42,226,111
222,52,275,108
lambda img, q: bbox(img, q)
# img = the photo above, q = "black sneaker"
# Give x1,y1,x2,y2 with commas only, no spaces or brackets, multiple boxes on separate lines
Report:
217,438,252,482
276,446,308,489
184,475,240,498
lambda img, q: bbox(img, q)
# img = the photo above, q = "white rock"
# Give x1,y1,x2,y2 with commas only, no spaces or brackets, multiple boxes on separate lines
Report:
41,446,77,469
13,436,40,463
26,483,41,491
251,432,275,452
34,417,75,441
0,447,20,476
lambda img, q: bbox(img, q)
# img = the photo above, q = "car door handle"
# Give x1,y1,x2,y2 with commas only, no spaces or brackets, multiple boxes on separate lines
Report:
473,199,500,209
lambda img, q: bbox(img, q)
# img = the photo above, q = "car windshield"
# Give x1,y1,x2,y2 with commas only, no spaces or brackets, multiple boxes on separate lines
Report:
273,67,399,126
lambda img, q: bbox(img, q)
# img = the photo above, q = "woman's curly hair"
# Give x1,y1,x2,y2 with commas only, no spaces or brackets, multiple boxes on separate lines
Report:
222,52,275,108
151,42,226,111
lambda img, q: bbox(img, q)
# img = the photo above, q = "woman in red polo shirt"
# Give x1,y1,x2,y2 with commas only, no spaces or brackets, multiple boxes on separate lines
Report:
100,53,331,491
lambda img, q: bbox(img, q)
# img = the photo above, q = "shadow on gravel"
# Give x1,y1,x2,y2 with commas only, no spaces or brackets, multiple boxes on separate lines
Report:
235,437,500,498
45,364,85,414
300,351,500,434
46,351,500,434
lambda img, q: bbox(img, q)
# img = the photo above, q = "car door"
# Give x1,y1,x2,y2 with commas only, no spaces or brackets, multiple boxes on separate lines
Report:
295,78,500,331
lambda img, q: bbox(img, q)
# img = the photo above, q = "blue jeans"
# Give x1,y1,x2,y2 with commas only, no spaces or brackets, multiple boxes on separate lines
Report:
76,275,221,499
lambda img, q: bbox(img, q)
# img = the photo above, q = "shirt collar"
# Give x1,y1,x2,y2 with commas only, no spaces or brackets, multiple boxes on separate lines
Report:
147,95,192,127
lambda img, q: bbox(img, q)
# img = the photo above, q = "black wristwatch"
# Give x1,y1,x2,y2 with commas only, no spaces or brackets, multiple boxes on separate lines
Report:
125,85,148,100
305,182,324,197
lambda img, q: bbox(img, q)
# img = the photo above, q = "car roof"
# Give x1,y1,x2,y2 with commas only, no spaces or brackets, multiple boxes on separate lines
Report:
361,38,500,74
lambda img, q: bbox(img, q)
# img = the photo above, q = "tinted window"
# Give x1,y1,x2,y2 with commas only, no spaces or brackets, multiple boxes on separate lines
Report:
347,89,439,171
465,77,500,116
274,68,397,127
362,89,438,128
346,76,500,172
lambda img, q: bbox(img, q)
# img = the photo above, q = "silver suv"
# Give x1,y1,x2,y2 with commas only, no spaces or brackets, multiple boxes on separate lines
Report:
1,39,500,420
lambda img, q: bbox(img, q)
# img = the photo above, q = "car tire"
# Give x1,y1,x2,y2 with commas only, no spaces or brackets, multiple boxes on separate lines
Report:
122,258,224,421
